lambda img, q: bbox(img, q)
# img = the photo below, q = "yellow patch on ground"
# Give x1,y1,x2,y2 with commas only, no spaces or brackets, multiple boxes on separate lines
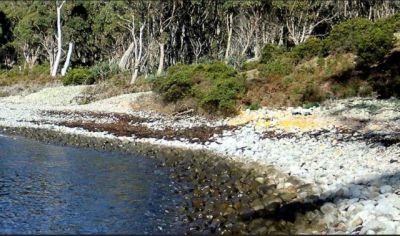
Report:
275,116,324,131
227,110,268,126
227,109,339,131
255,120,272,127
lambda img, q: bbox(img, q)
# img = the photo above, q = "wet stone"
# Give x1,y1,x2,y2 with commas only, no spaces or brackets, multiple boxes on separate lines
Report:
250,199,264,211
279,191,298,202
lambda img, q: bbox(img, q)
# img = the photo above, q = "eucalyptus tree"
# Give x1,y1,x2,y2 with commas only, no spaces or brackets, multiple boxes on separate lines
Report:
5,2,56,69
272,0,337,45
50,0,66,76
151,0,177,76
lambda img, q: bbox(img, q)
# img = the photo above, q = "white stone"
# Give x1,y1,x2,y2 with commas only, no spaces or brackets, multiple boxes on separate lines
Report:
380,185,393,194
321,203,337,215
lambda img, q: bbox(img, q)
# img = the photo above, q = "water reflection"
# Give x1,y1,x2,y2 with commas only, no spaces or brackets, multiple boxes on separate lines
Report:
0,135,183,234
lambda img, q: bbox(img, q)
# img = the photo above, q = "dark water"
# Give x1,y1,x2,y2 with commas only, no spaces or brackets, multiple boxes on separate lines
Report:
0,135,184,234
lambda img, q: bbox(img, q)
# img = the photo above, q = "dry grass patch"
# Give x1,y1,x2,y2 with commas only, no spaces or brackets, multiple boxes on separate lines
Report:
80,76,152,104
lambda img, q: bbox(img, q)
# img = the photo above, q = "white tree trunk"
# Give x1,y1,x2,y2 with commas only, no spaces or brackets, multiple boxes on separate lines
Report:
131,68,139,83
51,0,65,77
131,23,145,84
156,42,165,76
224,13,233,63
49,49,55,75
61,42,74,76
118,42,134,70
254,37,260,60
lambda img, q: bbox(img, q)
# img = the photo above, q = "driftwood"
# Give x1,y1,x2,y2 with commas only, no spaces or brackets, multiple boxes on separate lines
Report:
173,109,194,117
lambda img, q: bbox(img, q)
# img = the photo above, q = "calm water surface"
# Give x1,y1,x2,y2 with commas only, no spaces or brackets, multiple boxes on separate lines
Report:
0,135,184,234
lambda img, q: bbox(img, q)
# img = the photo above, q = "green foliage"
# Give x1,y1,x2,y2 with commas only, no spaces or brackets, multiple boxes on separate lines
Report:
325,18,394,66
325,18,372,53
241,60,259,71
89,61,120,81
200,73,246,114
302,102,319,109
63,68,95,85
258,56,294,78
154,64,196,102
356,27,394,66
227,55,247,69
0,64,54,88
291,37,325,61
154,62,246,115
260,44,286,64
0,64,49,78
376,12,400,33
64,62,119,86
248,102,261,110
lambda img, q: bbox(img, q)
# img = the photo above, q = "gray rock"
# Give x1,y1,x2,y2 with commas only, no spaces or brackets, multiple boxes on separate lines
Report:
255,177,265,184
376,220,397,234
250,199,264,211
386,194,400,209
361,220,385,233
375,198,397,218
355,210,375,222
380,185,393,194
321,203,337,215
348,216,363,232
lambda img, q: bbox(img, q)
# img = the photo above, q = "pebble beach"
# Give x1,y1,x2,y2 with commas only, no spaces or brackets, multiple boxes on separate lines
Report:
1,85,399,234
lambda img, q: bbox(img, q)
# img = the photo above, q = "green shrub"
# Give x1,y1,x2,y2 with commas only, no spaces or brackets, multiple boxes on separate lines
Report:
154,62,246,115
291,37,326,61
248,102,261,110
30,63,50,75
154,64,196,102
299,81,327,103
63,68,95,85
325,18,372,53
355,26,394,65
258,56,294,78
325,18,394,66
241,60,259,71
89,61,119,81
0,64,50,79
376,12,400,32
302,102,320,109
260,44,286,64
227,54,247,69
200,74,246,114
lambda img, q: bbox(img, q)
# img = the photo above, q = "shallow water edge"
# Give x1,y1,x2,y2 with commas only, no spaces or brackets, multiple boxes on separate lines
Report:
0,125,327,234
0,134,185,234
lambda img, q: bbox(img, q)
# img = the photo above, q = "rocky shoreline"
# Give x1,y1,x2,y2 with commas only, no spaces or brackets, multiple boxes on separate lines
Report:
1,86,400,234
0,126,325,234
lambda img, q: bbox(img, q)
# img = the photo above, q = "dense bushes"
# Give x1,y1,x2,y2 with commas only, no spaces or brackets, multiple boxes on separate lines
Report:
0,64,52,86
154,64,196,102
154,62,246,115
257,18,395,76
291,37,326,61
89,61,120,81
325,18,394,66
63,68,94,85
63,62,120,85
260,44,286,64
258,56,294,78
